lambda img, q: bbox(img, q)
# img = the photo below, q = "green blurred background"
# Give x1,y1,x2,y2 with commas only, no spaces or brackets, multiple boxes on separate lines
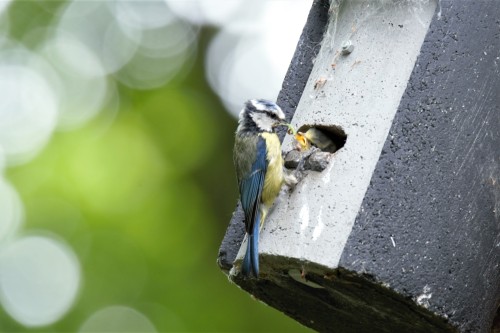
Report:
0,0,312,332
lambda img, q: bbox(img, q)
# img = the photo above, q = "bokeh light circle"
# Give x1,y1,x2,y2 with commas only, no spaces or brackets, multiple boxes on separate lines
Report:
205,0,313,117
56,0,141,75
0,0,12,15
38,32,110,129
0,11,9,41
198,0,246,26
108,0,176,31
0,63,58,165
44,31,105,78
163,0,205,25
0,146,5,173
217,35,284,115
205,29,239,98
113,18,197,90
165,0,246,26
0,179,23,244
0,234,81,327
79,306,156,333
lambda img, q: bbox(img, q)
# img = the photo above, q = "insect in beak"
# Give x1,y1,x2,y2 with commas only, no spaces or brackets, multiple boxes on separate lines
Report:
282,123,297,135
273,121,290,128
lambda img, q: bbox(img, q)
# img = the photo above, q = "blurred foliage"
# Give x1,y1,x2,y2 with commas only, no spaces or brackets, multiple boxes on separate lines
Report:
1,1,311,332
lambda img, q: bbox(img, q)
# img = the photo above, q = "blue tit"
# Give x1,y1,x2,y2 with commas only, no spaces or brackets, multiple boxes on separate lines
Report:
233,99,287,277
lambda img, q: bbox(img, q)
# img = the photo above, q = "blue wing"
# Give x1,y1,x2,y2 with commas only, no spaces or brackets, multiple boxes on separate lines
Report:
239,136,267,234
239,136,267,277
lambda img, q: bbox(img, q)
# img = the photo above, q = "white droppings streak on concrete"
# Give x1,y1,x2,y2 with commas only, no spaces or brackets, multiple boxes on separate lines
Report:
321,158,334,184
312,207,325,241
299,204,309,232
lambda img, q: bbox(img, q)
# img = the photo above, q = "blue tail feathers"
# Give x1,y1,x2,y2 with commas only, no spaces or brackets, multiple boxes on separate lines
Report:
242,215,260,277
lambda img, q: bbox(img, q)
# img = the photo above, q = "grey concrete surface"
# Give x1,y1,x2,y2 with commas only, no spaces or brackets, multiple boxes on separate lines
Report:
230,0,436,274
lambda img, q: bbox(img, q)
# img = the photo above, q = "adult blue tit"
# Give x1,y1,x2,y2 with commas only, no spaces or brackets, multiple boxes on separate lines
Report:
233,99,287,278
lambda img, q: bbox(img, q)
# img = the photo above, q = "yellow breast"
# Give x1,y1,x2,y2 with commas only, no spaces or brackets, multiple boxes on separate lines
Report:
260,132,284,208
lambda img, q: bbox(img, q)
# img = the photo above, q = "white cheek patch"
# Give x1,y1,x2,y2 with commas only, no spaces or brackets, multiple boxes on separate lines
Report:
250,112,273,132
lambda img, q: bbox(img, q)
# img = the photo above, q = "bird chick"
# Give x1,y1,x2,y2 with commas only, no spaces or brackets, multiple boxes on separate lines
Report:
302,128,337,153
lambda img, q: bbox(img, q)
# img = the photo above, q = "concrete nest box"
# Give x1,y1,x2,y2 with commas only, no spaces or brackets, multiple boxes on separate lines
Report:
218,0,500,332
